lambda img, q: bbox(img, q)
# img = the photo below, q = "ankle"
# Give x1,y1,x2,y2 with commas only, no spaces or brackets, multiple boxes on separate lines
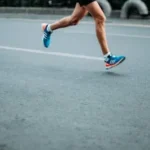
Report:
104,52,111,58
104,52,111,62
47,24,53,32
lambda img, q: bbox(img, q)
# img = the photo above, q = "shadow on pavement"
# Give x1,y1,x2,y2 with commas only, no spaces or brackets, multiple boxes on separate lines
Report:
100,71,128,77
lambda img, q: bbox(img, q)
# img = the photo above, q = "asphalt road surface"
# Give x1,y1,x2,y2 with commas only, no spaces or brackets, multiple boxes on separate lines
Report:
0,15,150,150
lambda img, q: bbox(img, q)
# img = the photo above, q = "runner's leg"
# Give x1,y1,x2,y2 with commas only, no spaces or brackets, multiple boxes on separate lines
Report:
41,3,88,48
48,3,88,31
84,1,109,55
84,1,126,69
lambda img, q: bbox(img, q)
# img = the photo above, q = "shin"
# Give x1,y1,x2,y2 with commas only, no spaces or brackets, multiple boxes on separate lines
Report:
85,1,110,55
50,16,80,31
94,16,109,55
48,3,87,31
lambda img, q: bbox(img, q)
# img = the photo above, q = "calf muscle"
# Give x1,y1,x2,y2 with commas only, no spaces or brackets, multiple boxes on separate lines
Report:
85,1,110,55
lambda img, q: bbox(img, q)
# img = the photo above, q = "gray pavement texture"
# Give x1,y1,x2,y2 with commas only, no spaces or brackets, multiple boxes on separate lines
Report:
1,13,150,26
0,15,150,150
0,7,149,19
0,7,74,16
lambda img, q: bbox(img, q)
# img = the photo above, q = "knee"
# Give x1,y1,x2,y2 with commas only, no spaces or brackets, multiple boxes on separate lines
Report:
69,16,80,26
95,15,106,25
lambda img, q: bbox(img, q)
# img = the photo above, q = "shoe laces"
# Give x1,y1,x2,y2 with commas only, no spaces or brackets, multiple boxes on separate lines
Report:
105,54,116,63
44,31,51,39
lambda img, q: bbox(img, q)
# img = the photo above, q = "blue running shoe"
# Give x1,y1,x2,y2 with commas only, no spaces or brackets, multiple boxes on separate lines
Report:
42,23,52,48
105,55,126,70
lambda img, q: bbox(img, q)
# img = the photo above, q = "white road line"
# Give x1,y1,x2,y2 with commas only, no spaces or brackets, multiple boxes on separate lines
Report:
64,30,150,39
106,23,150,28
0,45,104,61
1,18,150,28
108,33,150,39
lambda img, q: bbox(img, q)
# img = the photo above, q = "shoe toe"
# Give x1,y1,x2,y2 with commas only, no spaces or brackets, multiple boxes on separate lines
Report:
43,39,50,48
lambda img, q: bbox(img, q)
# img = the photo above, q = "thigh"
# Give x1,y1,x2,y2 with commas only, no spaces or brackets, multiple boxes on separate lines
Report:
71,3,88,20
84,1,105,19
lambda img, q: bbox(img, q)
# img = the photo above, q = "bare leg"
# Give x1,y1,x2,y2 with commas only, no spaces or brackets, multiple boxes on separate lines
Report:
50,3,88,31
84,1,110,55
41,3,88,48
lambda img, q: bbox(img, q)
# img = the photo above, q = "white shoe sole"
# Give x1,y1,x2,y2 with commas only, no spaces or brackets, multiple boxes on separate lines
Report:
106,57,126,70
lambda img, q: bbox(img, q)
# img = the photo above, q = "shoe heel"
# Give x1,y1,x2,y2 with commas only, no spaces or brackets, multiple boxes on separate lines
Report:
41,23,47,31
